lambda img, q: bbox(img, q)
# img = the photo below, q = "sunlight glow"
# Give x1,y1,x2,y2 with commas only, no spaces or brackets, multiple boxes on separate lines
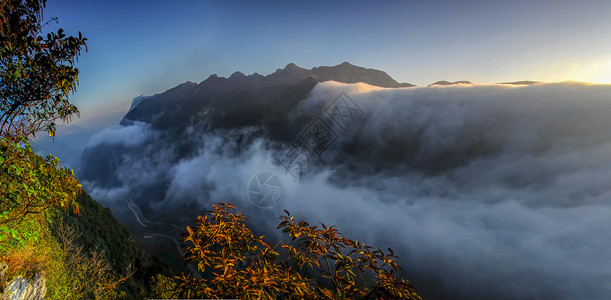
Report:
545,54,611,84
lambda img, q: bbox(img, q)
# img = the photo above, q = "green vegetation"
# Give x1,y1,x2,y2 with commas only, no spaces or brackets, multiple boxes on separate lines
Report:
0,138,168,298
0,138,80,238
0,0,86,138
0,1,165,298
0,137,80,258
57,191,170,298
0,139,135,299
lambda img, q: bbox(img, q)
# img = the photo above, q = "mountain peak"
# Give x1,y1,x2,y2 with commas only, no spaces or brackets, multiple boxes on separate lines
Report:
283,63,303,70
205,74,220,81
229,71,246,79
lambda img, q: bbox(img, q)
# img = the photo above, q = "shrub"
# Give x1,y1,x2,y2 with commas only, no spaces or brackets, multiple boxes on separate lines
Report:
0,138,80,251
173,203,422,299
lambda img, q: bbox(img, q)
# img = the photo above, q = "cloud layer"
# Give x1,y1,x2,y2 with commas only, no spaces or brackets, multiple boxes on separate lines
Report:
86,121,156,148
84,81,611,299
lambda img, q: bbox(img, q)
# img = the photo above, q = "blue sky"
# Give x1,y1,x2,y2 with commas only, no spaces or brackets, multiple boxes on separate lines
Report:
44,0,611,129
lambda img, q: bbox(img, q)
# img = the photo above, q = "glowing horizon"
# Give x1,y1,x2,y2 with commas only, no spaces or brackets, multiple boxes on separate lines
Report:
43,0,611,130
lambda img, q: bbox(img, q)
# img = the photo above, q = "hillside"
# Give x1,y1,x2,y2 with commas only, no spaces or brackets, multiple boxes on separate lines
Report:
57,191,170,298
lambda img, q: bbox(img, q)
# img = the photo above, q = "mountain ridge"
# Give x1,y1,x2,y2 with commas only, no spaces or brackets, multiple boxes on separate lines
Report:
120,62,414,130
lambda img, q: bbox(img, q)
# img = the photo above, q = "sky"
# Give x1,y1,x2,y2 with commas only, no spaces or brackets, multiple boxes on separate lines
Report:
44,0,611,130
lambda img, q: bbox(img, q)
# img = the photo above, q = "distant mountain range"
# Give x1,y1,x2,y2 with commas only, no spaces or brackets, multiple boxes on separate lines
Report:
120,63,539,131
428,80,473,86
120,62,413,130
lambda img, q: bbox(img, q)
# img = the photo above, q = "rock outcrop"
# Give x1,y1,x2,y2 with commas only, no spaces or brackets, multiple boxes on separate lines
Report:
2,273,46,300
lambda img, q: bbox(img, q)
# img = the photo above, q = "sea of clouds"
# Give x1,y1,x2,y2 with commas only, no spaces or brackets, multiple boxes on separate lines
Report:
83,81,611,299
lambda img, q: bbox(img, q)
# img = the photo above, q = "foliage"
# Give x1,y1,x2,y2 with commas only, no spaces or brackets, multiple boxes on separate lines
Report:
149,273,179,299
0,214,55,294
0,0,87,138
0,156,148,299
0,141,125,299
278,210,421,299
57,190,171,299
0,208,121,300
1,223,49,278
0,2,158,299
175,203,422,299
48,222,128,300
177,203,315,299
0,140,159,299
0,138,80,250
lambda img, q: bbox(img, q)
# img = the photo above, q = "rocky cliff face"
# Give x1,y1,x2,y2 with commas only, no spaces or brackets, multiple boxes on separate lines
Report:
2,273,46,300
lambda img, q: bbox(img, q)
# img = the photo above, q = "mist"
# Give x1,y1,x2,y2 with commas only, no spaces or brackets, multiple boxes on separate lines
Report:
83,81,611,299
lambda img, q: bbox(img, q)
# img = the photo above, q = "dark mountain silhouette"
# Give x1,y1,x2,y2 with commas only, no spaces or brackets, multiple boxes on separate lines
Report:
119,62,413,131
499,81,539,85
428,80,472,86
